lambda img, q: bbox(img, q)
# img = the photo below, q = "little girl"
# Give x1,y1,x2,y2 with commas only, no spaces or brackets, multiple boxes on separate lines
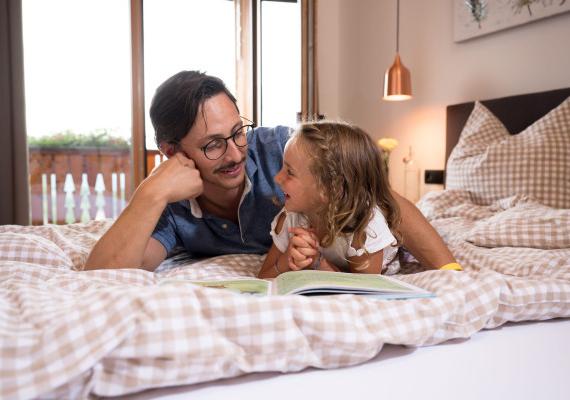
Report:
257,121,402,278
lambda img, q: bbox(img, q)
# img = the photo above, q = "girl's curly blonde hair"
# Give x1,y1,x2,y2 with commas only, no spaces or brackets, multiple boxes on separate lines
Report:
293,121,402,248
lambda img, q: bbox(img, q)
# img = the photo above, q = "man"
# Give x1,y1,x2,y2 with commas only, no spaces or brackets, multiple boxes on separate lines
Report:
84,71,457,271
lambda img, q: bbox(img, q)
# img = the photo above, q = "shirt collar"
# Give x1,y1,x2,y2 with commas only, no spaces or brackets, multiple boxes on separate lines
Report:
188,198,203,218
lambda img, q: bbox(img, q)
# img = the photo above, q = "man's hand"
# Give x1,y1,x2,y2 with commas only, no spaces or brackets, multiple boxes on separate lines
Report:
145,152,203,204
84,152,202,271
287,227,319,271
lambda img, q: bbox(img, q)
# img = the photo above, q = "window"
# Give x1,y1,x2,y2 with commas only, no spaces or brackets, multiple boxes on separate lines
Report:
143,0,237,151
21,0,306,224
23,0,132,224
259,0,301,127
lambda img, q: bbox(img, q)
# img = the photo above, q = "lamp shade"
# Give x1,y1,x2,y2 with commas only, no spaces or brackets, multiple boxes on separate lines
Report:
383,53,412,101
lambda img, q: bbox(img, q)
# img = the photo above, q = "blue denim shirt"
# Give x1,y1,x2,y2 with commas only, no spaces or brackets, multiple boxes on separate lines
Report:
151,126,291,257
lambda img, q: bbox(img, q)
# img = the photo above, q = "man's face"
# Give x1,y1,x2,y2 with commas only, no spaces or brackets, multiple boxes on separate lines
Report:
177,93,247,194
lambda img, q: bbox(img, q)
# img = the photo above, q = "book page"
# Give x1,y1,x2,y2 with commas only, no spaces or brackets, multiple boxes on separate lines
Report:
162,278,271,296
274,270,418,296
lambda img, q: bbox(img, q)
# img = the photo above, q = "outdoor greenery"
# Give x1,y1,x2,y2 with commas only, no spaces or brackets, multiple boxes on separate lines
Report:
28,129,130,149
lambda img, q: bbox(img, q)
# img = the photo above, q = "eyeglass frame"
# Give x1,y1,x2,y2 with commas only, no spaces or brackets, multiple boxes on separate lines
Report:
173,117,256,161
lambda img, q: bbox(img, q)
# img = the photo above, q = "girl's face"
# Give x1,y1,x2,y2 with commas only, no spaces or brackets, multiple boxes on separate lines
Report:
274,137,322,215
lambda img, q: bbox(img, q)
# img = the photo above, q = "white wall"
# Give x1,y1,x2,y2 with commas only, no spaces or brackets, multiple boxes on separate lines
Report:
317,0,570,198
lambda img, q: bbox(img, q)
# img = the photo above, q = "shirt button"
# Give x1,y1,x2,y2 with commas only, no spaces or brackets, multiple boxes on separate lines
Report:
221,224,228,229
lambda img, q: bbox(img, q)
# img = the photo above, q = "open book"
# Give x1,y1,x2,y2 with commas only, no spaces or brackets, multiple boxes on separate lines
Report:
162,270,434,300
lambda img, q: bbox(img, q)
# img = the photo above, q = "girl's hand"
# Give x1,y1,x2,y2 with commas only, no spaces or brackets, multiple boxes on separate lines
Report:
287,227,319,271
316,257,341,272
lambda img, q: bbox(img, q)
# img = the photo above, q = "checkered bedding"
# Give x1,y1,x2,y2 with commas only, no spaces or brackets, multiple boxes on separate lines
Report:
445,97,570,209
1,191,569,399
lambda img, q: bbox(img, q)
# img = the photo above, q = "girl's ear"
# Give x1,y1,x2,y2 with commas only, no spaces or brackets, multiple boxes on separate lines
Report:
318,188,328,203
159,142,177,158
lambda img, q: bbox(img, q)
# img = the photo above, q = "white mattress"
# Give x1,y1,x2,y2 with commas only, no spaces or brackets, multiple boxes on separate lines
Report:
119,318,570,400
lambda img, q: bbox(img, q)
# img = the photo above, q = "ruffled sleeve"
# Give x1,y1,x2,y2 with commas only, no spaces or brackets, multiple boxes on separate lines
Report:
346,207,396,257
269,210,308,253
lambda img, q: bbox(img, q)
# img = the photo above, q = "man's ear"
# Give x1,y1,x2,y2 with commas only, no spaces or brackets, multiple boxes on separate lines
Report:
159,142,177,158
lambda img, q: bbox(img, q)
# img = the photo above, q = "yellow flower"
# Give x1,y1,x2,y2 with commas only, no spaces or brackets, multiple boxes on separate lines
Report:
377,138,398,153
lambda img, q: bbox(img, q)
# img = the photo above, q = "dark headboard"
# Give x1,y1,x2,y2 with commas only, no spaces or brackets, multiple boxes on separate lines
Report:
445,87,570,163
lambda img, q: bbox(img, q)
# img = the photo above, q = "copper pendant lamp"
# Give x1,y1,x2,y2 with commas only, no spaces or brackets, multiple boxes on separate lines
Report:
383,0,412,101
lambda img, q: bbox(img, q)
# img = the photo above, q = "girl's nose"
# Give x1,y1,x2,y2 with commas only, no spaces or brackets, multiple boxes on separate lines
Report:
274,169,284,185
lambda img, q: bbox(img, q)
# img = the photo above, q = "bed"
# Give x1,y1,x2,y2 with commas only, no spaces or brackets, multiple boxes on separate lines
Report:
1,88,569,399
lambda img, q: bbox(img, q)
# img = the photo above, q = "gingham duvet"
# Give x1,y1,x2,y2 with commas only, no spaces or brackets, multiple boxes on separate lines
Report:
1,190,569,399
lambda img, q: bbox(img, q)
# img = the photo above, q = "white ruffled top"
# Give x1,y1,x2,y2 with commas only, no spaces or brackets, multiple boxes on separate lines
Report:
270,206,399,273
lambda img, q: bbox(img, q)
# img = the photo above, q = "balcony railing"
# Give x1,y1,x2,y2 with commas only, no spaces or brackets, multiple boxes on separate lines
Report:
29,147,164,225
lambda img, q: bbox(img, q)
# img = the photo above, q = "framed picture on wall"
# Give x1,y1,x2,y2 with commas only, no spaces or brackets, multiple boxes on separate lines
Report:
454,0,570,42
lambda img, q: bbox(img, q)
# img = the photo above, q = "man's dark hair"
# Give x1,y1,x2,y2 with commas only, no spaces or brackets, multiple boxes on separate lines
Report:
150,70,238,147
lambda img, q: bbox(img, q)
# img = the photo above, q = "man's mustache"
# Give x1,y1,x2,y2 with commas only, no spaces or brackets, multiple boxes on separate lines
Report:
214,158,246,173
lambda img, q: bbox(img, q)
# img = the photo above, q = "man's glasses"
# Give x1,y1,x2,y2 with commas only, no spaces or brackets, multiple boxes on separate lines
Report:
201,118,255,160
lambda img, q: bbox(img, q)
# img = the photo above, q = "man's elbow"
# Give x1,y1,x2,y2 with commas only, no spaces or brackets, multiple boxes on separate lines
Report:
82,254,123,271
82,252,146,271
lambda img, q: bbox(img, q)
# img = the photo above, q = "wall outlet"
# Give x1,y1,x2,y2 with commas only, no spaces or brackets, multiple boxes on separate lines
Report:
424,170,444,185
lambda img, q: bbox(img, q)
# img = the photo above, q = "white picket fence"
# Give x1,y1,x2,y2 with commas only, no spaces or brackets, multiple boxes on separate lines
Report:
40,172,126,225
36,154,165,225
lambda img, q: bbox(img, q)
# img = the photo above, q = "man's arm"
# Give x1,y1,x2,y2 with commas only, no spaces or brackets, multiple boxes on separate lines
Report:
83,153,203,271
391,190,456,269
83,185,168,271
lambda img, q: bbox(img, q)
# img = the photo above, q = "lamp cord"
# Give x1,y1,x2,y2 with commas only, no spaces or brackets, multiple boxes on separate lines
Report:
396,0,400,53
